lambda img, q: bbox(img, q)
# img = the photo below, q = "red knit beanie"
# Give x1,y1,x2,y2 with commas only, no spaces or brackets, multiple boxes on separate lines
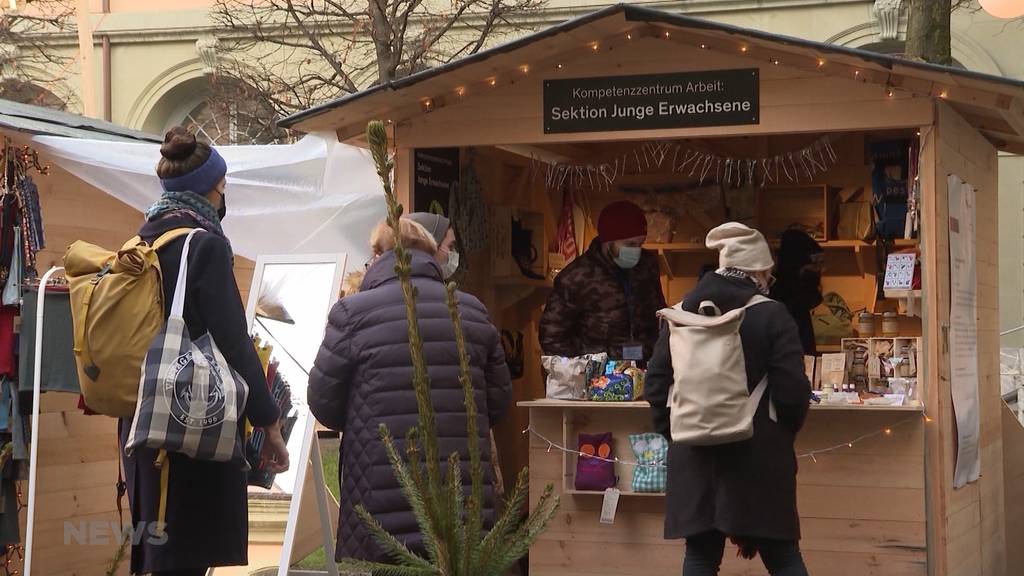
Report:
598,200,648,242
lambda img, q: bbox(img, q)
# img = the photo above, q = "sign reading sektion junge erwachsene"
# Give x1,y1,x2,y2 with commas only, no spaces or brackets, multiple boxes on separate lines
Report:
543,69,760,134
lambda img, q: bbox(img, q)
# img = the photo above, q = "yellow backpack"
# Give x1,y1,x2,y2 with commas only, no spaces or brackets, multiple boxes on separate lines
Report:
63,228,193,418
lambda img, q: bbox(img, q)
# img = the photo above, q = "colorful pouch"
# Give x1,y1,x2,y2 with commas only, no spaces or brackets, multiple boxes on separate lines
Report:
629,433,668,493
575,432,616,491
588,361,634,401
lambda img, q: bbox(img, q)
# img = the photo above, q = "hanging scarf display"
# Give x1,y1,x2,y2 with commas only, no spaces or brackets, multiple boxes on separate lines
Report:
556,187,578,264
14,175,44,275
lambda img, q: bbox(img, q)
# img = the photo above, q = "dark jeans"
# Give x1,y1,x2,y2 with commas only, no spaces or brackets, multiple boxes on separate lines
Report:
683,531,809,576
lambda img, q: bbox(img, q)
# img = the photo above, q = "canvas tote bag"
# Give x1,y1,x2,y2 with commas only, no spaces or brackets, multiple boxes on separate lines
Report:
125,229,249,463
657,295,776,445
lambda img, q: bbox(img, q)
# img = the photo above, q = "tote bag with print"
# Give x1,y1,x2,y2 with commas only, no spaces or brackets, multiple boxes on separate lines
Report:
125,230,249,463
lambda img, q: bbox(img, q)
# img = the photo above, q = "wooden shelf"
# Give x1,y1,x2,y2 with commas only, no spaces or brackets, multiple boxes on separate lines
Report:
521,398,923,412
519,399,649,408
810,402,924,412
884,289,923,300
565,489,665,497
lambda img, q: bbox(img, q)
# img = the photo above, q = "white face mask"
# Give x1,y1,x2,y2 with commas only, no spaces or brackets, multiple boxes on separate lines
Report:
441,249,460,278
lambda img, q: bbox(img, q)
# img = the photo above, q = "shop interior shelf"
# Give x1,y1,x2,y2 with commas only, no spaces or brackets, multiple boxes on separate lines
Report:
645,239,918,253
492,276,554,288
565,489,665,497
884,289,923,299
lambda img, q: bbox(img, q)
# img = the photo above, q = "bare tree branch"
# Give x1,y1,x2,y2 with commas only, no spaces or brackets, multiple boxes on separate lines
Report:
210,0,546,130
0,1,76,109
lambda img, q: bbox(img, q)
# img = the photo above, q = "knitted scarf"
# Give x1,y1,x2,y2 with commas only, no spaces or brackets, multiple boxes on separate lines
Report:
145,190,226,239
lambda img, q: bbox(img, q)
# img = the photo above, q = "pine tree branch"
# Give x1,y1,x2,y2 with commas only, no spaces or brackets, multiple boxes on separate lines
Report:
353,503,436,571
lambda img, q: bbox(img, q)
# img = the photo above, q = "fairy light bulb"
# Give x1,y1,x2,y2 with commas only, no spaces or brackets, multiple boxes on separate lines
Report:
818,58,826,67
740,46,748,53
489,77,497,87
884,428,893,436
455,86,465,97
663,31,671,39
626,32,633,40
700,43,708,49
591,42,599,52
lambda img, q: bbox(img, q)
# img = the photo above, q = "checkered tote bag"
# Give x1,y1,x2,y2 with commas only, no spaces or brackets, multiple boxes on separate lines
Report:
125,230,249,463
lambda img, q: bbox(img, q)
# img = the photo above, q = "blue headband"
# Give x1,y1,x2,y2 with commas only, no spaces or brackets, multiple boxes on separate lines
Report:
159,147,227,193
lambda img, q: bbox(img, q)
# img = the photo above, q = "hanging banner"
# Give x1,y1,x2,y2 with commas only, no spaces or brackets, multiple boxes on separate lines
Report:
413,148,460,214
948,174,981,489
544,69,759,134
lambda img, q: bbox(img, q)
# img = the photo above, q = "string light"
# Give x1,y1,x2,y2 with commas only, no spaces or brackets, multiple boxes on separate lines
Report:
855,70,861,78
420,98,434,112
488,77,497,87
455,86,465,97
818,58,826,67
591,42,599,52
772,58,780,65
626,32,633,40
556,63,564,70
740,45,749,53
522,415,921,468
519,64,529,75
663,31,671,39
887,87,895,98
939,89,949,98
700,43,708,49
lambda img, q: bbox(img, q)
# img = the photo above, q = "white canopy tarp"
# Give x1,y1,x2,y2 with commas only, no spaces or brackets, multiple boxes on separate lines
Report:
31,133,385,265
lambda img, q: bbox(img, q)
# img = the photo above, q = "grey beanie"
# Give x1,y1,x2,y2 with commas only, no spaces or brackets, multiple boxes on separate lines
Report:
406,212,451,245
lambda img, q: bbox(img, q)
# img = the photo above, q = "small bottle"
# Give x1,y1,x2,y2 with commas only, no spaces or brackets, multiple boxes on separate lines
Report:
882,312,899,337
858,312,875,338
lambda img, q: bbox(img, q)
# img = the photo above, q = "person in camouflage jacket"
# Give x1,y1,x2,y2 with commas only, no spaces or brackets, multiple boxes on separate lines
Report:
540,201,666,361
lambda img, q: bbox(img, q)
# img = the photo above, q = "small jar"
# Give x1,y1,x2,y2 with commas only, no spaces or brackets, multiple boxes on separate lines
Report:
857,312,876,338
882,312,899,337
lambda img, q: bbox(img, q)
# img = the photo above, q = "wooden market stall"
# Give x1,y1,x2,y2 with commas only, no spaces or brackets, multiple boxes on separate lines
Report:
280,5,1024,576
0,100,281,576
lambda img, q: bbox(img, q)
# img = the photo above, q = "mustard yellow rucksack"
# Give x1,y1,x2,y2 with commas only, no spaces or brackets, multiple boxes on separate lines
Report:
64,228,193,418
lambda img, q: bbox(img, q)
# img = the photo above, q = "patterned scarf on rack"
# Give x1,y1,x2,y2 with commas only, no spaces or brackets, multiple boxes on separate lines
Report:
145,190,227,242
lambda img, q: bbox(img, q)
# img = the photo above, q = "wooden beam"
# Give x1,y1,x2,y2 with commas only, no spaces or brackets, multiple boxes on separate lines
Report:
495,144,575,164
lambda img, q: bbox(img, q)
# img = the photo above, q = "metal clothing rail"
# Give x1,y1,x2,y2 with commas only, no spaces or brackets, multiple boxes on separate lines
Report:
24,265,63,576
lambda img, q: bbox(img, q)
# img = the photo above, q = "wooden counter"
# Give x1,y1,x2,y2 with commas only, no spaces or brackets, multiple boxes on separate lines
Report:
524,399,927,575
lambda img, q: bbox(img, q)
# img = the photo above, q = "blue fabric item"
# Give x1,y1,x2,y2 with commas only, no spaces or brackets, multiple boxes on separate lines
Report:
159,147,227,194
9,384,25,460
0,378,10,431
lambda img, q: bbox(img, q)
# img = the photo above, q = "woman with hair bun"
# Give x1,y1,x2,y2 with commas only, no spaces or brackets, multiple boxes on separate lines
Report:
119,126,290,576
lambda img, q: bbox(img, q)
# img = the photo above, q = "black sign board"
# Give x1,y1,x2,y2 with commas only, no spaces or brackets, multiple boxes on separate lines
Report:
413,148,460,215
543,69,760,134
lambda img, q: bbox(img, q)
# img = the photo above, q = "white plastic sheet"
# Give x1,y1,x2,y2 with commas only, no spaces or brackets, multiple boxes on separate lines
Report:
31,133,385,264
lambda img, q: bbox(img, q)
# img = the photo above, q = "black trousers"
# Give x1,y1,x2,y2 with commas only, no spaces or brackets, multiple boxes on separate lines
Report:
683,531,809,576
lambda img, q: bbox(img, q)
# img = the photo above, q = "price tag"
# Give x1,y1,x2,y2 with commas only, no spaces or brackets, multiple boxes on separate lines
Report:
600,488,621,524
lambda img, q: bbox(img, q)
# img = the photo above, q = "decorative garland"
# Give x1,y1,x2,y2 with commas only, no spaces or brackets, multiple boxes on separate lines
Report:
522,412,921,469
535,136,839,192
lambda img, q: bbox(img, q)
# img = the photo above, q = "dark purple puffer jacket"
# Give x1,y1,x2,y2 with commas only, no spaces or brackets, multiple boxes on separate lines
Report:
308,249,512,562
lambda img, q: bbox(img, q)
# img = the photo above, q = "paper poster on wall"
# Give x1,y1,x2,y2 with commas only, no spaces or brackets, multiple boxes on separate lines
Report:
948,174,981,489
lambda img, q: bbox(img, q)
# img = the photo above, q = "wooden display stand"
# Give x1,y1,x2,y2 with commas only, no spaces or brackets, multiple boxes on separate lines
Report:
282,5,1024,575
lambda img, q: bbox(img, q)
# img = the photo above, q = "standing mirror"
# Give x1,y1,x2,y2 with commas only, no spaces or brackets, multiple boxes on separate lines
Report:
241,253,346,575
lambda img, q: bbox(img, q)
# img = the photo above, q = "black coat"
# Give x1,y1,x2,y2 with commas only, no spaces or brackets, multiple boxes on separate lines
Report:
645,272,811,541
308,249,512,562
540,239,666,360
118,213,280,574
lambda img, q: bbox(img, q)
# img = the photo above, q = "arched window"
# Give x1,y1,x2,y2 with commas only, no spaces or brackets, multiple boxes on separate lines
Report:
180,78,292,145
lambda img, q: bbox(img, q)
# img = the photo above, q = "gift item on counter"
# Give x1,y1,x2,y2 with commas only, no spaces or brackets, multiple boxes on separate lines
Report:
575,432,616,491
882,312,900,337
583,353,608,387
625,365,646,399
542,355,590,400
857,312,876,338
588,360,636,402
883,251,918,292
820,353,847,394
629,433,667,493
840,337,920,399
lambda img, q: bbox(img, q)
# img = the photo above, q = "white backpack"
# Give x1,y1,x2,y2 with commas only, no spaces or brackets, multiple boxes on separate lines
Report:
657,295,777,446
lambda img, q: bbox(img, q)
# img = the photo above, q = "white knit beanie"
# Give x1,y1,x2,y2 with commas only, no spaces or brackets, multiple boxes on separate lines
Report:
705,222,774,272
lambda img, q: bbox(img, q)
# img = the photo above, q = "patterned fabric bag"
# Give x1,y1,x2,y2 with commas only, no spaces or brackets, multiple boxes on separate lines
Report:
629,433,668,493
125,230,249,463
